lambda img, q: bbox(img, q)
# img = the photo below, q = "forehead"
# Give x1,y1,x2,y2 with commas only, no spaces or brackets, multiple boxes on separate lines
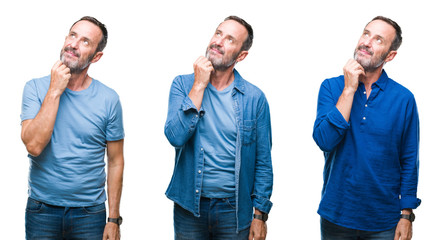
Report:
216,20,248,41
69,20,102,42
364,20,396,41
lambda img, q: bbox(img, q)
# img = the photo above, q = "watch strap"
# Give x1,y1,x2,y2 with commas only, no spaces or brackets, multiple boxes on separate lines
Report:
108,216,123,226
400,213,415,222
253,213,268,222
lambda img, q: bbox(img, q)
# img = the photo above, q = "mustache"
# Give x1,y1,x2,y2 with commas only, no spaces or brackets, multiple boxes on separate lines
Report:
357,45,373,55
208,44,224,54
63,46,80,58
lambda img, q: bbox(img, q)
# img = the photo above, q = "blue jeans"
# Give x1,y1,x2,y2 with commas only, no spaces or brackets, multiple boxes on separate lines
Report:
25,197,106,240
174,197,250,240
321,217,396,240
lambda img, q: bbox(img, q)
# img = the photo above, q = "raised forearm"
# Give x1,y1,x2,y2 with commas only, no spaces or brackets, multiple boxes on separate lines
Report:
21,61,71,156
21,90,62,156
336,88,356,122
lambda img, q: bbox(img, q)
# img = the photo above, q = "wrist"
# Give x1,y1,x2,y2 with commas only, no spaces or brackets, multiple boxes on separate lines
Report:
47,88,63,98
342,87,357,95
401,209,412,215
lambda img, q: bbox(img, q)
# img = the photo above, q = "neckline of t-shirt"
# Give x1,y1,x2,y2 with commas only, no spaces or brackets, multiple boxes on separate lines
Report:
64,78,96,95
207,80,235,94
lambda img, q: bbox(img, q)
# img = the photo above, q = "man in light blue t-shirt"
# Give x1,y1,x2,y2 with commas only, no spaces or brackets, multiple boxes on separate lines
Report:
21,16,124,240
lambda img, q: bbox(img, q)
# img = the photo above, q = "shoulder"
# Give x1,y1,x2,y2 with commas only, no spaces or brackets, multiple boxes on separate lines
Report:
234,70,266,99
93,79,120,98
172,73,195,85
386,78,415,100
241,78,266,99
25,75,50,88
321,75,344,88
23,75,51,97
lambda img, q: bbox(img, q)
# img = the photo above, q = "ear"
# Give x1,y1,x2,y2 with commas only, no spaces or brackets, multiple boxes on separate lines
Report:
235,51,248,63
384,50,397,63
90,51,103,63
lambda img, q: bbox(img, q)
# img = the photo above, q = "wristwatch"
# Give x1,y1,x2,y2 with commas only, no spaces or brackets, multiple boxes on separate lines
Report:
108,216,123,226
253,213,268,222
400,213,415,222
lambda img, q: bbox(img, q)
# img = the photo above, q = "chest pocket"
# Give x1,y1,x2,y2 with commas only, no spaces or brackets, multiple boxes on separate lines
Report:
242,119,257,145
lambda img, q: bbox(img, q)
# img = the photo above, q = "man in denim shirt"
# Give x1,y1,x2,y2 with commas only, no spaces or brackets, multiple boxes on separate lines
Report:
313,16,420,240
165,16,273,239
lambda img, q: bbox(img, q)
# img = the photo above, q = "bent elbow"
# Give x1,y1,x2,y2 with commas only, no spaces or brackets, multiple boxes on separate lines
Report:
26,144,43,157
164,128,186,148
313,132,335,153
166,135,186,148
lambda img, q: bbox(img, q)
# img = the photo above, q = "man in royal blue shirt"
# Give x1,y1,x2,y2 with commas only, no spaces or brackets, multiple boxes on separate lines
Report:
313,16,420,240
164,16,273,239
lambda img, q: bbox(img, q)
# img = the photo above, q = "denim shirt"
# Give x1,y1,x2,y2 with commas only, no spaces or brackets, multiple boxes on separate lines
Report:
313,70,420,231
165,69,273,232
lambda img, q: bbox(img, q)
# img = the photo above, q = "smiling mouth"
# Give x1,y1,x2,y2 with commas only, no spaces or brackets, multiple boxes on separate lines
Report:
63,46,80,58
209,44,224,55
357,46,373,56
65,52,78,58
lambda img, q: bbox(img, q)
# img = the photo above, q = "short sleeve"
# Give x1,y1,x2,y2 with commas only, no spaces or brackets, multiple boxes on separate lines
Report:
106,98,125,141
21,80,41,122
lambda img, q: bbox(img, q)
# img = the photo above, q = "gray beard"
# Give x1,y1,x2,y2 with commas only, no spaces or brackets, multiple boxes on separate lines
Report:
205,47,239,71
354,51,388,73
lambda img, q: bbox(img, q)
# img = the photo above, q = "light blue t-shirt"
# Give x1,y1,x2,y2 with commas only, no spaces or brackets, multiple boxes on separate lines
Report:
21,75,124,207
199,82,236,198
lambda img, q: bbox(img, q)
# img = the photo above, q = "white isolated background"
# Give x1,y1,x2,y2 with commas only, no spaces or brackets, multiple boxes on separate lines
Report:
1,0,439,239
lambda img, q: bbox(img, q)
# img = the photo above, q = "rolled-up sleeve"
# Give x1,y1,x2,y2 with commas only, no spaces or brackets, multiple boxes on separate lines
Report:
399,97,421,209
313,80,350,152
164,76,203,148
252,96,273,213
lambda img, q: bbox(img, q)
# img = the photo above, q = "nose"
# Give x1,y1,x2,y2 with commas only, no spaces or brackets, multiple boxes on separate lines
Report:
214,36,224,47
68,39,80,49
362,37,373,48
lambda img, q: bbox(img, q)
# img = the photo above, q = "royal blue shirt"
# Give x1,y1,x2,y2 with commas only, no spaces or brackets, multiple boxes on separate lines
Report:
164,69,273,232
313,70,420,231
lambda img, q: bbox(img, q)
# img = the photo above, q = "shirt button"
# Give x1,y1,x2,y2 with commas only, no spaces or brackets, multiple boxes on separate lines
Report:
363,117,366,120
363,91,366,94
198,170,201,174
201,148,204,151
196,190,199,193
365,104,368,107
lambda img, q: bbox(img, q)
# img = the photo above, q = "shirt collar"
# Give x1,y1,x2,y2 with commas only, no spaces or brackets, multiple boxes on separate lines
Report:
373,70,389,91
232,69,246,94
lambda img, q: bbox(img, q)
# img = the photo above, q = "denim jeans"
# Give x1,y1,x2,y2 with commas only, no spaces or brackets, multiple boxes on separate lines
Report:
25,197,106,240
174,197,250,240
321,217,396,240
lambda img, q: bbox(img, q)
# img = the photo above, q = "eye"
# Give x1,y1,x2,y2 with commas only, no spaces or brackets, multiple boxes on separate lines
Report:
228,38,233,43
376,38,383,44
69,33,76,39
83,40,89,46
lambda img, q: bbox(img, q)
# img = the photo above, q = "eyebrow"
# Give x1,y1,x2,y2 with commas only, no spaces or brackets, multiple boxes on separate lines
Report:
216,29,237,42
364,29,386,42
69,30,93,44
